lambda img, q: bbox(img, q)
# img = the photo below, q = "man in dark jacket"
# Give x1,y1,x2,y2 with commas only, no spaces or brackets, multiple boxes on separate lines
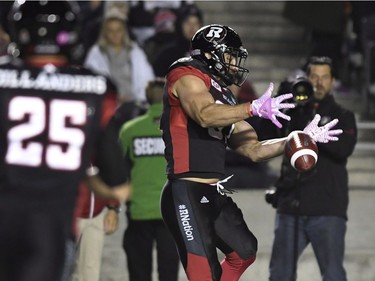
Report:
268,56,357,281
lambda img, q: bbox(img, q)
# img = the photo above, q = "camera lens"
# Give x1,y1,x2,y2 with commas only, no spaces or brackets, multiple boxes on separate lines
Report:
291,78,313,104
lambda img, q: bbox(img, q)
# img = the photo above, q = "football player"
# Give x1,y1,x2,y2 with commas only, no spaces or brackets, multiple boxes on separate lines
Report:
0,2,127,281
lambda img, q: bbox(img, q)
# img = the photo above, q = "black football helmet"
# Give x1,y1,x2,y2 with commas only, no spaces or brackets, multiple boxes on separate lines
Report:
191,24,249,86
7,0,80,59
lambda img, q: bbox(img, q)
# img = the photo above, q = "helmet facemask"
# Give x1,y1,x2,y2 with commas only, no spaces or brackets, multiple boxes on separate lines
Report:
206,43,249,87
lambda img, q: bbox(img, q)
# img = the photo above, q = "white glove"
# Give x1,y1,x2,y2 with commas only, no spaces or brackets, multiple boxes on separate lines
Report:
251,82,295,128
303,114,343,143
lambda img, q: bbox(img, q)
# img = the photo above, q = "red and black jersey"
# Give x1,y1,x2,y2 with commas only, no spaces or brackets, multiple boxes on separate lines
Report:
160,58,237,179
0,61,124,211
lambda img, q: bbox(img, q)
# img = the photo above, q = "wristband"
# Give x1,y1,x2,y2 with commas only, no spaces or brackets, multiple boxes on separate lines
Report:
247,102,253,117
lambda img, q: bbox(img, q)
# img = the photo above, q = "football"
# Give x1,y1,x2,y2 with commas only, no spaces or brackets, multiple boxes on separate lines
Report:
285,131,318,172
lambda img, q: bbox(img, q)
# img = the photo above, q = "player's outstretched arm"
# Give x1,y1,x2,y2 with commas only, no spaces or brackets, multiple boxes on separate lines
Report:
229,113,343,162
228,120,287,162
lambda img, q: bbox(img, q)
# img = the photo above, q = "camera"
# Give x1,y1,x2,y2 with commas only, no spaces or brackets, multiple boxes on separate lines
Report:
277,70,314,107
290,76,314,105
264,187,279,208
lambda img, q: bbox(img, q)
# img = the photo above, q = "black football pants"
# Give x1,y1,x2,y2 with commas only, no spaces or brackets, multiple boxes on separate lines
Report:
160,179,258,281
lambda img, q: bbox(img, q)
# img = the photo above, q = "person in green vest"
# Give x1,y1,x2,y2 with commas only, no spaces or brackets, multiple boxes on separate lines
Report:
118,78,179,281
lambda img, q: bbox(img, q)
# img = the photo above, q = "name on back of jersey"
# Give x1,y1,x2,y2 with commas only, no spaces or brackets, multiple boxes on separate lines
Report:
0,69,107,95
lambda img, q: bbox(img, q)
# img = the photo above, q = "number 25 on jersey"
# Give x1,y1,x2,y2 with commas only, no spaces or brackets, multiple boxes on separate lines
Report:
6,96,87,170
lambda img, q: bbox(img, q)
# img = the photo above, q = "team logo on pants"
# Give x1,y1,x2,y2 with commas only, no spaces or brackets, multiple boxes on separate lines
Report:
178,205,194,241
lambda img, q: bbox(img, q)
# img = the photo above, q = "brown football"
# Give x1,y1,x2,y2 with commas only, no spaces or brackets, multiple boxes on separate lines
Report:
285,131,318,172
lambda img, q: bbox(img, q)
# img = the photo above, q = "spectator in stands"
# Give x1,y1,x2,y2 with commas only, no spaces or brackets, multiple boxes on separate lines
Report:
119,78,180,281
84,5,154,104
77,0,105,63
125,0,194,46
152,3,203,77
143,8,177,66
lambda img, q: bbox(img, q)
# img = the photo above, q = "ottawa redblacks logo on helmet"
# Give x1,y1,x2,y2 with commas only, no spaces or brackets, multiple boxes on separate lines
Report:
203,25,227,42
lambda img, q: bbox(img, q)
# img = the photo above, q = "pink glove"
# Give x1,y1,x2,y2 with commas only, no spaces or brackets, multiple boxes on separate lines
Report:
250,82,295,128
303,114,343,143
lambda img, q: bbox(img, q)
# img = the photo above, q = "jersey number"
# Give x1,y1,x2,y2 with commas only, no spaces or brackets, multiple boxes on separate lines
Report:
5,96,87,170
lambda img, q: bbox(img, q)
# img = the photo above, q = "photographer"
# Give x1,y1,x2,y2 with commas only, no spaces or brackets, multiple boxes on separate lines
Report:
263,57,357,281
